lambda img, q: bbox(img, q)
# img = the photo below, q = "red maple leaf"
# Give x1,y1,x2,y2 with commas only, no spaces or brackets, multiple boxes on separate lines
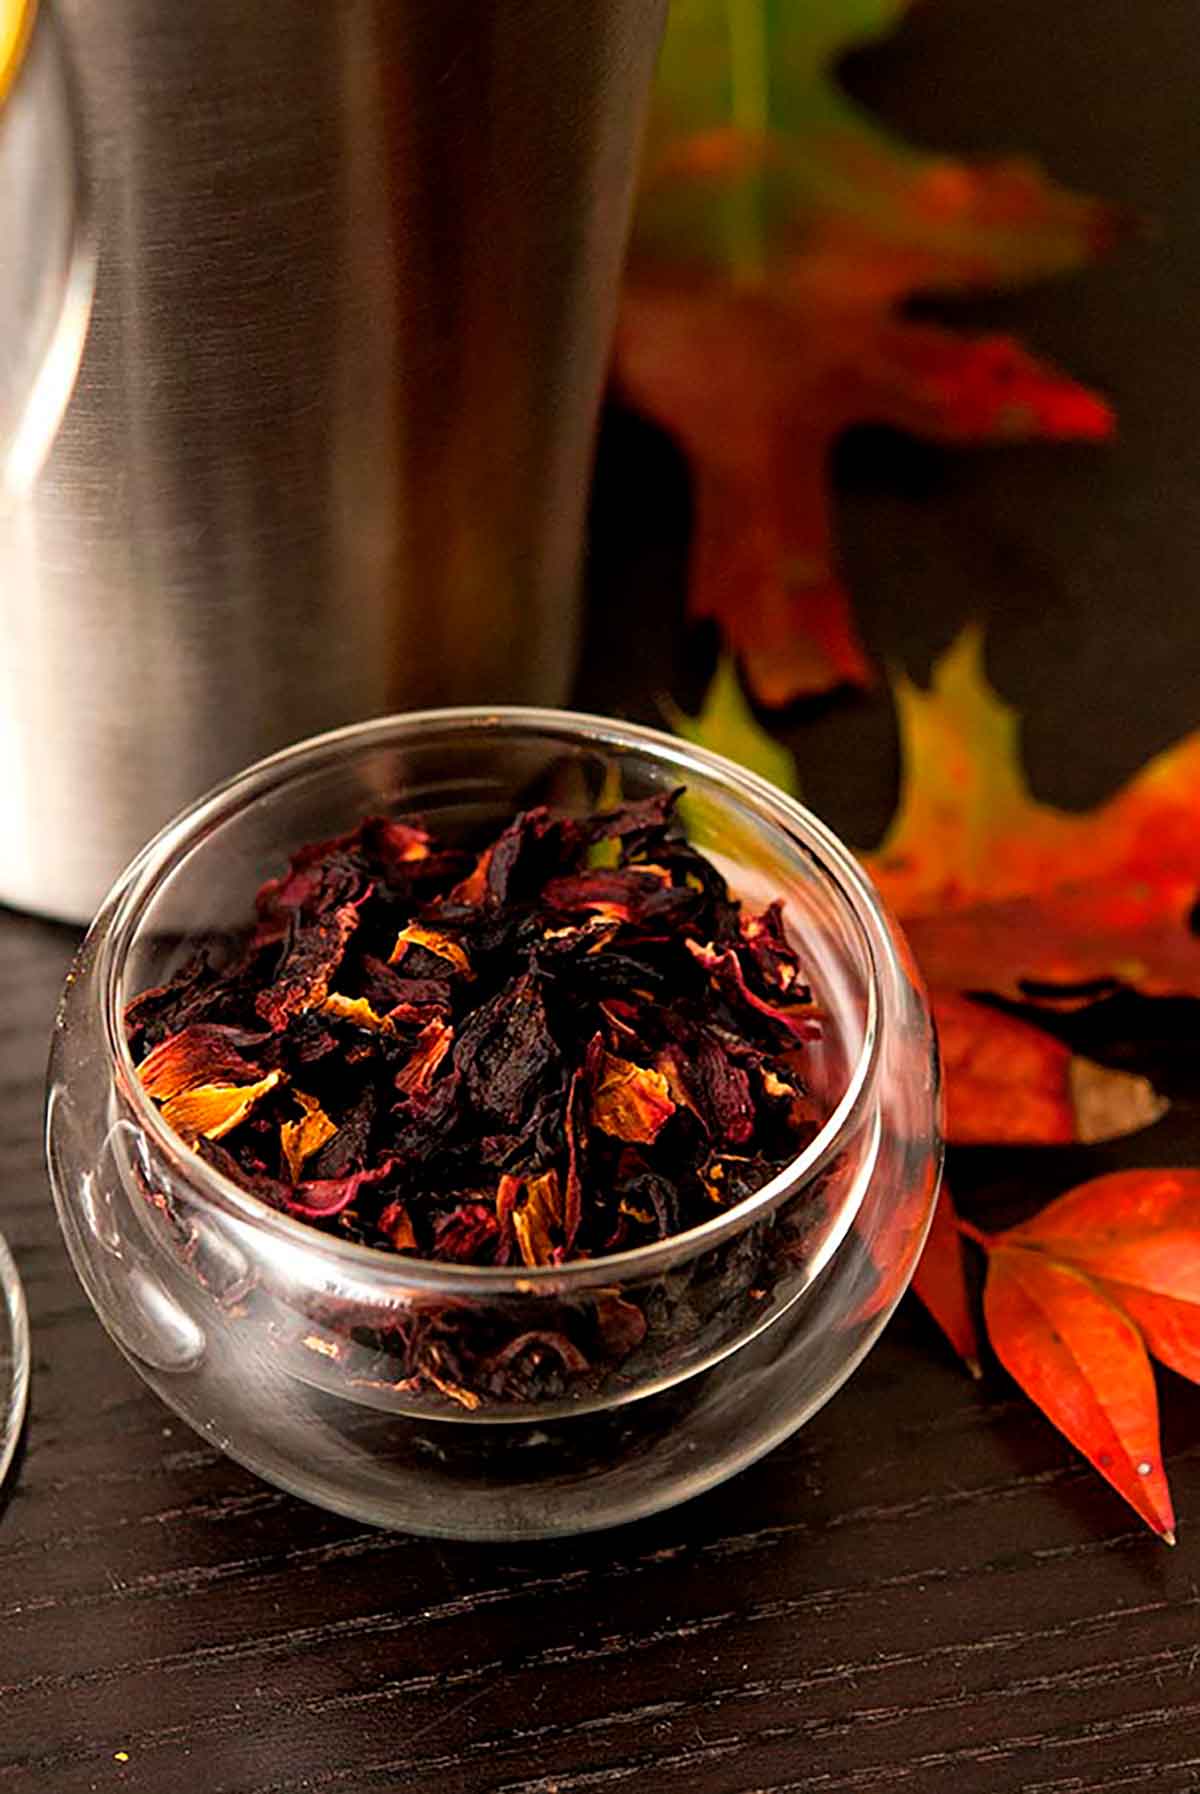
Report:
865,628,1200,1008
616,0,1122,703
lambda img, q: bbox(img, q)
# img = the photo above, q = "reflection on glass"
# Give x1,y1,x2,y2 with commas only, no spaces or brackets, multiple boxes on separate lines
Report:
1,0,94,1483
0,0,94,499
0,1236,29,1493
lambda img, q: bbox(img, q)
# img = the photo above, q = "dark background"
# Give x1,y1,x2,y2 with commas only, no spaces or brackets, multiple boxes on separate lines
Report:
5,2,1200,1789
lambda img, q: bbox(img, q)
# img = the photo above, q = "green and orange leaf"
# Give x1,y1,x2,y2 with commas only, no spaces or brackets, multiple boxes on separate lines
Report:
866,628,1200,1004
618,0,1121,702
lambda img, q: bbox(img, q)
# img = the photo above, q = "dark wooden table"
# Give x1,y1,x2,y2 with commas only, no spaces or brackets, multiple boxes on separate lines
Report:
6,3,1200,1789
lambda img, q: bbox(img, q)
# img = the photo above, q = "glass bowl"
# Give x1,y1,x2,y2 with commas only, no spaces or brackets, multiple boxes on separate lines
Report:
46,710,941,1538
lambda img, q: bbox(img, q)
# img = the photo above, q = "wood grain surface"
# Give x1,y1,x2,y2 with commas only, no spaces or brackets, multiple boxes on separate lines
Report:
3,909,1200,1794
5,2,1200,1789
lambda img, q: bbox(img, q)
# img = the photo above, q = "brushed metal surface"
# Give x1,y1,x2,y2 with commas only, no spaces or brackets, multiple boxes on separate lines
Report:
0,0,666,920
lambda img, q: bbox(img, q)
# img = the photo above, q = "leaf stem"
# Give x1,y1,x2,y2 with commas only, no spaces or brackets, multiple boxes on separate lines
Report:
727,0,768,281
956,1216,992,1251
729,0,769,140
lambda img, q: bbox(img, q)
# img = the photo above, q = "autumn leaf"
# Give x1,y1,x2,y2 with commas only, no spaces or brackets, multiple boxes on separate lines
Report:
667,650,1170,1147
911,1183,980,1375
664,655,801,797
983,1244,1175,1541
961,1169,1200,1538
1004,1170,1200,1387
934,993,1166,1148
617,0,1120,703
865,628,1200,1004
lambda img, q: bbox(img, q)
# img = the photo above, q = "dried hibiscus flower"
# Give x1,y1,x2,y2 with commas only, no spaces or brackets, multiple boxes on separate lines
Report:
125,791,824,1267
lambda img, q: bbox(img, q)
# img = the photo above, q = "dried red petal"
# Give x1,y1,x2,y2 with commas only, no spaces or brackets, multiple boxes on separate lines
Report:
394,1019,454,1099
286,1158,398,1220
588,1040,676,1145
455,974,559,1125
255,902,360,1030
321,993,396,1035
695,1034,755,1145
434,1202,502,1263
161,1072,282,1144
542,865,672,924
136,1024,266,1102
593,1292,648,1357
509,1169,566,1268
686,938,820,1040
280,1091,338,1183
376,1199,418,1253
485,1331,590,1378
738,901,803,996
389,924,472,978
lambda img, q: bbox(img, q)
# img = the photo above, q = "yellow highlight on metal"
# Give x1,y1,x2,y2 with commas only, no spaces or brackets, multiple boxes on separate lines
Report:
0,0,34,106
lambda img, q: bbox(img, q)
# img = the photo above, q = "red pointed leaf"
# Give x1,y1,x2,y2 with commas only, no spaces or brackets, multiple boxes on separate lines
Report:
911,1183,980,1375
1097,1282,1200,1386
984,1246,1175,1540
863,325,1113,443
1005,1170,1200,1298
934,993,1165,1147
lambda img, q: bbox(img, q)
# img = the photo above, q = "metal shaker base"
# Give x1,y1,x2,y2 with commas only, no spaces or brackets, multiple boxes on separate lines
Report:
1,0,666,921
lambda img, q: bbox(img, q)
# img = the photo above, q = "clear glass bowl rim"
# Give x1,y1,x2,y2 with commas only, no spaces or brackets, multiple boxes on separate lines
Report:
93,706,899,1297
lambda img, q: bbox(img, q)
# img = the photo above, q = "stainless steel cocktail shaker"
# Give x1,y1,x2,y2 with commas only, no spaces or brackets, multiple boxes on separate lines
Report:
0,0,666,921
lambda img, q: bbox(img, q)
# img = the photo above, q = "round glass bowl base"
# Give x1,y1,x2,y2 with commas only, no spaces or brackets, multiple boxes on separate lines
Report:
47,709,941,1539
0,1233,30,1494
104,1190,922,1540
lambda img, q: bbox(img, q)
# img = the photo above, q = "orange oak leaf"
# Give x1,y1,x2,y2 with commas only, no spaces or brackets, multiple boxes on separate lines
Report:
911,1183,980,1375
616,0,1120,703
865,628,1200,1004
983,1243,1176,1541
934,993,1166,1147
672,644,1171,1145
